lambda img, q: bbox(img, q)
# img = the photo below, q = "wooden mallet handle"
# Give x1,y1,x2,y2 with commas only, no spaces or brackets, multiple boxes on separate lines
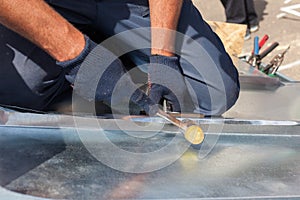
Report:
156,109,204,144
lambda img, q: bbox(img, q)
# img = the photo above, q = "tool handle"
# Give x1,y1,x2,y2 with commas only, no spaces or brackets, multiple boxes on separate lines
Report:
259,42,279,59
251,35,269,54
259,34,269,49
254,36,260,55
156,109,187,130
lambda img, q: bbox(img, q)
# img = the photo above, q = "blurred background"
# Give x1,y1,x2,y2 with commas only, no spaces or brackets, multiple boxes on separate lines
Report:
193,0,300,80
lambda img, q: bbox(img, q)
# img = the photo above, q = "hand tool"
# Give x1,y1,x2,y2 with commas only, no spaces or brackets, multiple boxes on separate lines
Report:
258,34,269,51
251,36,260,68
156,109,204,145
250,35,269,55
269,45,290,75
247,35,269,64
259,42,279,60
258,42,280,74
262,45,290,75
254,36,260,56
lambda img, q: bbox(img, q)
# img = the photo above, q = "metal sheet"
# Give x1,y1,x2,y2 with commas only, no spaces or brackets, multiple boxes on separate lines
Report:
0,123,300,200
1,80,300,199
225,83,300,121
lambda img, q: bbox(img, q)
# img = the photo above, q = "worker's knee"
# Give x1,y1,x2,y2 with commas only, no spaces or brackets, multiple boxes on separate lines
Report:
226,81,240,111
186,73,240,116
215,81,240,115
209,72,240,116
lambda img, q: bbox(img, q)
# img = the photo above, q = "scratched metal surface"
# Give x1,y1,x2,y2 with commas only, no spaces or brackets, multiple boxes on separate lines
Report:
0,120,300,200
1,77,300,199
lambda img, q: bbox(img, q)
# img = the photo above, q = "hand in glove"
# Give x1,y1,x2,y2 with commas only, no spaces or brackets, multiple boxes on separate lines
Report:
57,36,158,115
148,55,189,112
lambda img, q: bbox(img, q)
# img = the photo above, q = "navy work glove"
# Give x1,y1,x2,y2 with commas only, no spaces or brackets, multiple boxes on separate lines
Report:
57,36,157,115
148,55,189,112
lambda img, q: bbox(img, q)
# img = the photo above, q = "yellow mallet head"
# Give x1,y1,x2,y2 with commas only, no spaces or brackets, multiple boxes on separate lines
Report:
184,125,204,145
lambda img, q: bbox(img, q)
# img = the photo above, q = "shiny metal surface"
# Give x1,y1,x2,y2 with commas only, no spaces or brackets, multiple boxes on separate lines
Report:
225,83,300,121
1,117,300,199
1,77,300,199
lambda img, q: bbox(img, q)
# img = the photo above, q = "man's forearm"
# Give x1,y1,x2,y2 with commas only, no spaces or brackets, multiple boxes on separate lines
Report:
149,0,183,56
0,0,84,62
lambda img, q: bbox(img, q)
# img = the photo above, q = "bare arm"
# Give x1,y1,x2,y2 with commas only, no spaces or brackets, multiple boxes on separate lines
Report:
149,0,183,56
0,0,84,62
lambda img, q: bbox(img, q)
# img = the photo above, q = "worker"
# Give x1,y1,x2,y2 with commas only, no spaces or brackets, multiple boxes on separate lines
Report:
0,0,240,116
220,0,259,40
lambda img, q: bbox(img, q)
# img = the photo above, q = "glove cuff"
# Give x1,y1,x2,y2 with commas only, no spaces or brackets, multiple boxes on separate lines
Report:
56,35,97,84
150,55,181,72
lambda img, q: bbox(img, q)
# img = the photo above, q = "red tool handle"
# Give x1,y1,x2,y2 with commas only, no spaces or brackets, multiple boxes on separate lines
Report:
259,35,269,49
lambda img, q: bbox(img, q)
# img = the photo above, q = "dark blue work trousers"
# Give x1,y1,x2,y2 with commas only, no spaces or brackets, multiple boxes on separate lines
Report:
0,0,239,115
